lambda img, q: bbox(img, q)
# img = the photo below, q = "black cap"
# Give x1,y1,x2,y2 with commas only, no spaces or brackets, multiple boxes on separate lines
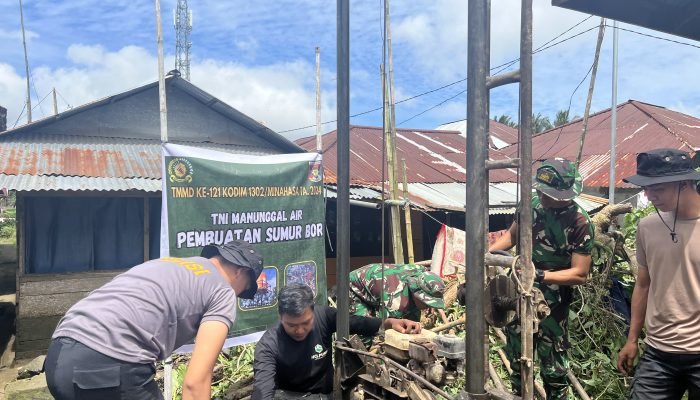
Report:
201,240,264,299
622,148,700,187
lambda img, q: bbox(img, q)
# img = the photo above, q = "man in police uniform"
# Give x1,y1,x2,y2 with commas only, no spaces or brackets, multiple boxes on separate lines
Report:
489,158,594,399
348,263,446,321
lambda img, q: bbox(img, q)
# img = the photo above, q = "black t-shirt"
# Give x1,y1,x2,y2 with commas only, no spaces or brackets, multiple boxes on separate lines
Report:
252,306,383,400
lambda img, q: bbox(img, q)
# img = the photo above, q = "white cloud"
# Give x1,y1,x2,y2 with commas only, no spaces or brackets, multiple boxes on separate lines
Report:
0,44,334,139
0,28,39,42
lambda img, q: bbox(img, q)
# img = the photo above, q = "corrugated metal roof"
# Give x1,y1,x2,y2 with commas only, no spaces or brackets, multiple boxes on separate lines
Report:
3,75,303,154
322,181,607,216
323,185,384,201
0,174,161,192
406,182,606,215
435,119,519,149
295,125,518,185
0,134,278,191
500,100,700,188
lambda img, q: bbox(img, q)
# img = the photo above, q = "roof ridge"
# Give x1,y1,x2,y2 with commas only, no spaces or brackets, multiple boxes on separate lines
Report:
629,101,695,150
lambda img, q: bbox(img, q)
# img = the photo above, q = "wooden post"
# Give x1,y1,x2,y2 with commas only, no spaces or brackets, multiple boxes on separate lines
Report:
19,0,32,123
381,65,404,264
384,0,404,264
576,18,606,166
52,88,58,116
401,159,414,263
144,198,150,261
155,0,168,143
315,47,322,152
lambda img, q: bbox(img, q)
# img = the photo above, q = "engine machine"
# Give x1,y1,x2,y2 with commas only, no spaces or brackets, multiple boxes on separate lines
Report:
348,329,465,400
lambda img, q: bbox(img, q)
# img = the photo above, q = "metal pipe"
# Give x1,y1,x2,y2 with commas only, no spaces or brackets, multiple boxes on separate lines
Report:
465,0,490,394
609,21,619,204
518,0,535,398
334,1,350,399
334,344,455,400
485,253,517,268
349,199,381,209
486,70,521,89
486,158,520,170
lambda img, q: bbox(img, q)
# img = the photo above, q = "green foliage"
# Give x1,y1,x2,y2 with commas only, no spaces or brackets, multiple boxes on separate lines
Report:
623,204,655,247
0,207,16,240
211,344,256,398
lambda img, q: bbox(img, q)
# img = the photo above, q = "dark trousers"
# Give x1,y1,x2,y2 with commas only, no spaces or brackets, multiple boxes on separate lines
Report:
630,345,700,400
45,337,163,400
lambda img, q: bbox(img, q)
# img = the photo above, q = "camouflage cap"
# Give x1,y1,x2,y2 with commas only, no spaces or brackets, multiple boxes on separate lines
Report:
532,158,582,201
407,271,446,309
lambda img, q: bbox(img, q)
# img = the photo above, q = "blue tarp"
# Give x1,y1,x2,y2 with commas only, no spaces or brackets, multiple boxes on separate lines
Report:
25,196,161,274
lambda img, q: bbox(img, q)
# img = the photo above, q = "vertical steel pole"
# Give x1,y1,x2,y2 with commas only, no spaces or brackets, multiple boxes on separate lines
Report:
519,0,535,398
465,0,490,394
609,21,619,204
334,0,350,399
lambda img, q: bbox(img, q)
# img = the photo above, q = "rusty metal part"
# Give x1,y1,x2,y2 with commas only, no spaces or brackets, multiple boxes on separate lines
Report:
408,340,438,364
335,344,455,400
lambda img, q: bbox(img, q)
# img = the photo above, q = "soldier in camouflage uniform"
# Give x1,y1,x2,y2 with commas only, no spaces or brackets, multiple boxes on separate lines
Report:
489,159,594,400
348,263,446,322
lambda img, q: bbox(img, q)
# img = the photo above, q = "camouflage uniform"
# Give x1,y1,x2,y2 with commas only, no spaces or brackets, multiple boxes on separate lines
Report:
348,263,445,322
505,160,594,400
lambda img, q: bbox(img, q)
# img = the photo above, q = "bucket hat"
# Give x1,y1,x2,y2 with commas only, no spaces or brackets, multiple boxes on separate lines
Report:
622,148,700,187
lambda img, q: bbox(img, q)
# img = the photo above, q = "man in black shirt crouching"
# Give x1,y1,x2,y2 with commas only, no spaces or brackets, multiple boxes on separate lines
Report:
252,284,421,400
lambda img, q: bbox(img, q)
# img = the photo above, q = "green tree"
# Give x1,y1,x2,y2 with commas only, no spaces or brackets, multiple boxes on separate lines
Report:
554,110,571,127
493,114,517,128
532,112,553,133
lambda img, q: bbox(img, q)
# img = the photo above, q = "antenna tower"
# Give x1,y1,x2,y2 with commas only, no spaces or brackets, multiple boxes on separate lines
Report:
174,0,193,80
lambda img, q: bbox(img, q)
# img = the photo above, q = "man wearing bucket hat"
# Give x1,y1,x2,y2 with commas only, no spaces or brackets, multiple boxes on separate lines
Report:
616,148,700,399
489,158,595,399
45,240,263,400
348,263,446,321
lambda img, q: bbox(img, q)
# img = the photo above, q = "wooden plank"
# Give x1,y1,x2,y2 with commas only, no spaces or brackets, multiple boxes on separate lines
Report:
19,292,91,318
20,274,117,296
20,270,123,284
16,316,62,342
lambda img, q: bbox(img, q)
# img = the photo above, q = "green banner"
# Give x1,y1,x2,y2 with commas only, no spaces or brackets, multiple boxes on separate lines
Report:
161,143,326,348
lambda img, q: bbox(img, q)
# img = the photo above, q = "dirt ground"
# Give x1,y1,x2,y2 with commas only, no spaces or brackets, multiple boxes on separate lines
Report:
0,294,17,400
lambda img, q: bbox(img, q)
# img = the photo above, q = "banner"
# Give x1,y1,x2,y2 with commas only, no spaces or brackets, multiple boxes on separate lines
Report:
161,143,326,348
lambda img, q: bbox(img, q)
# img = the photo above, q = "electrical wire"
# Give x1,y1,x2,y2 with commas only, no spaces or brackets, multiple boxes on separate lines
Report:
607,24,700,50
11,103,27,129
278,16,600,135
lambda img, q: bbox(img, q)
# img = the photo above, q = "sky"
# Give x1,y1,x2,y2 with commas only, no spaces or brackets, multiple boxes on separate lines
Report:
1,0,699,141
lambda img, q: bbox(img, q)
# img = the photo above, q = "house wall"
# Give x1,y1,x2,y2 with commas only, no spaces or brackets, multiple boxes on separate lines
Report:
14,192,157,359
15,271,122,359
